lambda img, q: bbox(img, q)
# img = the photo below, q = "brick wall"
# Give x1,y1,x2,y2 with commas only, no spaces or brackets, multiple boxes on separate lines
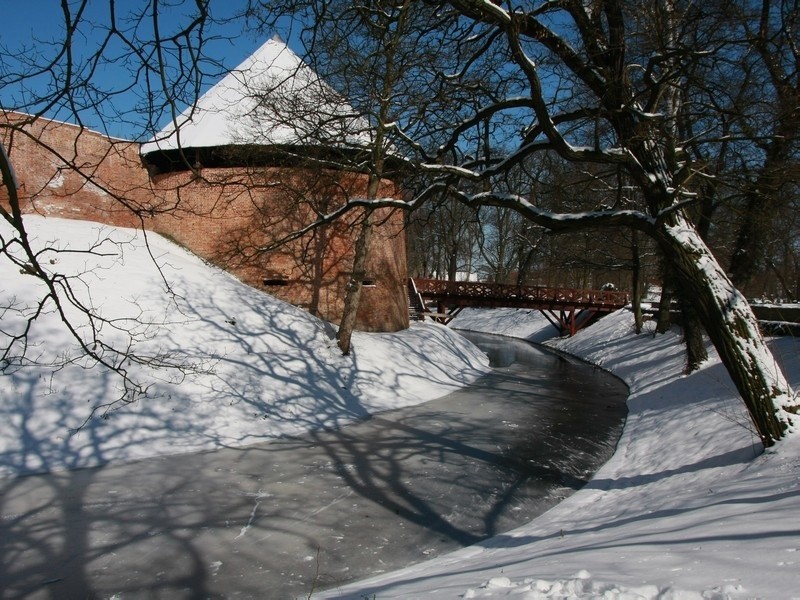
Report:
0,112,150,228
1,112,409,332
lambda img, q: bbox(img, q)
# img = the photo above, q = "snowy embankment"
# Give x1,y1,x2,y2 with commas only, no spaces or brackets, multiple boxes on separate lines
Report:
4,218,800,599
322,308,800,599
0,216,489,478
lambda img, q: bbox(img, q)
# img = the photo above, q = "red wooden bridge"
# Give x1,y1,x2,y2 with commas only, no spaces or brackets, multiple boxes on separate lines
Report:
409,278,630,336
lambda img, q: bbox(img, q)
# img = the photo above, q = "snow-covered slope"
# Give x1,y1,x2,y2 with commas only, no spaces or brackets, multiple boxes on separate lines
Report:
0,216,489,477
323,309,800,599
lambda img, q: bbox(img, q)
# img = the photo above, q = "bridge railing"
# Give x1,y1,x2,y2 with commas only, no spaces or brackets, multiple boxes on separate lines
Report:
412,278,630,309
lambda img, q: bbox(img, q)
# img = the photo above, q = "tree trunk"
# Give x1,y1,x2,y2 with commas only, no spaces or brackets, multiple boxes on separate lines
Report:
655,212,797,446
309,222,328,318
677,285,708,374
447,243,459,281
631,228,643,334
336,210,373,355
656,261,674,335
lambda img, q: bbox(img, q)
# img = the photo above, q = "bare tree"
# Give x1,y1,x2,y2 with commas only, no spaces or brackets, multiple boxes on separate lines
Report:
2,1,798,444
244,1,424,353
664,0,800,299
408,194,481,280
265,0,797,445
0,129,200,416
0,1,225,412
723,1,799,291
246,0,512,351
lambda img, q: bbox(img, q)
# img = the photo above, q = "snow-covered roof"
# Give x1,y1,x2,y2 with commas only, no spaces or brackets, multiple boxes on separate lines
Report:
140,36,370,157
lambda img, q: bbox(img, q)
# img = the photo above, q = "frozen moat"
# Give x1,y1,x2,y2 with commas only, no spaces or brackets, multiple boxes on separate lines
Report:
0,331,627,599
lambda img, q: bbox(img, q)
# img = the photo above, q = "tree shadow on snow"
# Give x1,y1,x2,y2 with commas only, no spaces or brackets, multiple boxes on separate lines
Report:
0,276,630,598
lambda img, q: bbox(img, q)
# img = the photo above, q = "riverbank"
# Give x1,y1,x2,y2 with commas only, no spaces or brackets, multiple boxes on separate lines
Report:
323,307,800,599
4,216,800,598
0,331,628,599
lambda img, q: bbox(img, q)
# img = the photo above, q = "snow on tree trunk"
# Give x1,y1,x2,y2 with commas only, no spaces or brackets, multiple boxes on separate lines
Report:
656,211,798,446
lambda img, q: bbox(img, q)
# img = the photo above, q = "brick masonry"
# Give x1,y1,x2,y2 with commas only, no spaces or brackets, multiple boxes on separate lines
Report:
1,112,409,332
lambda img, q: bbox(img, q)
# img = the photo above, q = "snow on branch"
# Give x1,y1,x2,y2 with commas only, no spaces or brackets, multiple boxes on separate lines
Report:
450,190,655,233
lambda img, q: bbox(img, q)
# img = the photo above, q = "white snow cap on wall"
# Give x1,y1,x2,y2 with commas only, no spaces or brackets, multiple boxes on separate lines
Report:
140,36,370,155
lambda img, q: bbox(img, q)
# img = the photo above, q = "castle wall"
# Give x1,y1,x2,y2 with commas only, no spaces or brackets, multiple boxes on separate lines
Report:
0,112,149,228
1,112,409,332
147,167,408,331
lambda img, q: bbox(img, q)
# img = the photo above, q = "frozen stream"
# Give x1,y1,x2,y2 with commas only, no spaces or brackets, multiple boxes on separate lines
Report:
0,331,627,599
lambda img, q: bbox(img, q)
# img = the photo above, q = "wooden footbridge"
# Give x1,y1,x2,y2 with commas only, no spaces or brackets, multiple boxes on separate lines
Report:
408,278,630,336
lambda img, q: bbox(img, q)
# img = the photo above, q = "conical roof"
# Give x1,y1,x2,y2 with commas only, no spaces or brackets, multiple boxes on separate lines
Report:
140,36,369,157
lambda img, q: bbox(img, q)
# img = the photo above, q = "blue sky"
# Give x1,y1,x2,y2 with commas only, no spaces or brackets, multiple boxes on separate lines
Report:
0,1,299,140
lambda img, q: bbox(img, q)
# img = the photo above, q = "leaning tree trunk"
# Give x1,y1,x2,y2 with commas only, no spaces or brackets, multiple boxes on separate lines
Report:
655,211,798,446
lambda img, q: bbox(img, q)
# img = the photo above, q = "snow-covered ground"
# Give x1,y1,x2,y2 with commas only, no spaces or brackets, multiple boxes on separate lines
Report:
0,216,489,478
2,217,800,599
322,310,800,599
